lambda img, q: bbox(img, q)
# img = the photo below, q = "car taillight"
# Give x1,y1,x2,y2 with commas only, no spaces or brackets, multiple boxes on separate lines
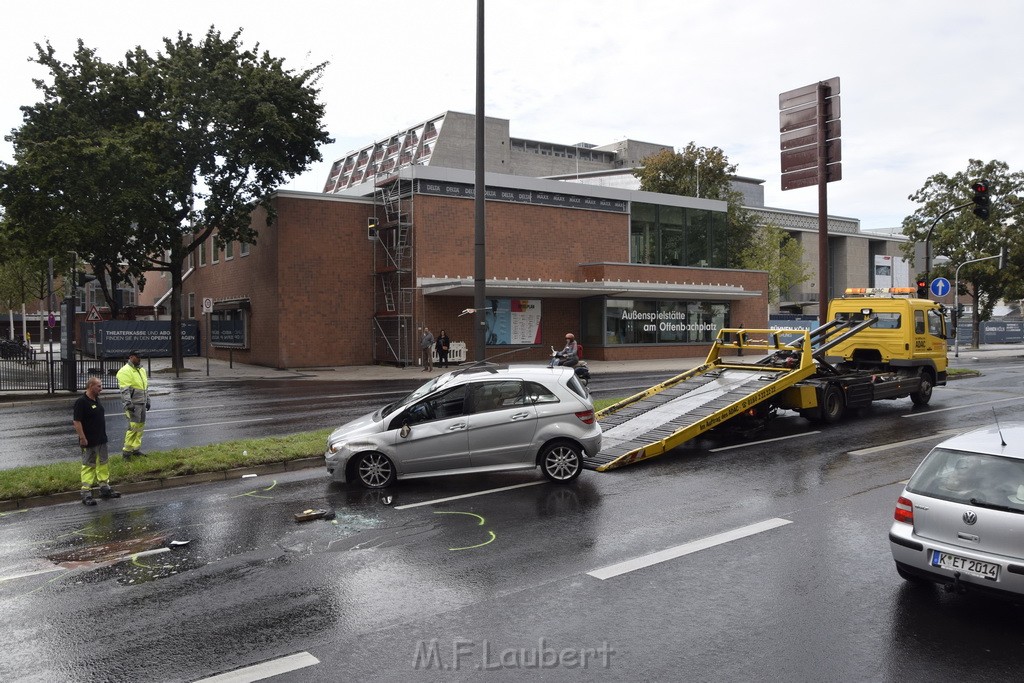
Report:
894,496,914,524
575,410,595,425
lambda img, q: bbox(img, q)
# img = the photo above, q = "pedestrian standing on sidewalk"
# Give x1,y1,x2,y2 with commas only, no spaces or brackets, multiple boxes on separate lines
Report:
435,329,451,368
73,376,120,506
420,327,435,372
117,350,150,460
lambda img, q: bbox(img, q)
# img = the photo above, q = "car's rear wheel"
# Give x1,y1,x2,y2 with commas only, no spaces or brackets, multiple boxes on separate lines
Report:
820,384,845,424
539,442,583,483
353,451,396,489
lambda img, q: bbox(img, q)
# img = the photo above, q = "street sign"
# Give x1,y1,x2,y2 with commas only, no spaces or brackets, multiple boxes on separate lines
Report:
779,77,840,110
780,140,842,174
202,297,214,314
85,305,102,322
781,163,842,191
930,277,951,297
780,120,841,150
779,97,841,133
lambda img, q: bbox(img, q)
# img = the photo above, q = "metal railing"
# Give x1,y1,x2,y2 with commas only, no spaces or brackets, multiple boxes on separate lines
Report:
0,348,122,393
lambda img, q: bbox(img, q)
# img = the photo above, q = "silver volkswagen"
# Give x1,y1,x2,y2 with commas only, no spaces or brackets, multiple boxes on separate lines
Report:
889,423,1024,598
325,364,601,488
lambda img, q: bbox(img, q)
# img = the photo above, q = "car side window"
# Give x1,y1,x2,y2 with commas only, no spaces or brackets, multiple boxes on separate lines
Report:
524,380,559,404
468,380,524,413
390,386,467,429
914,310,925,334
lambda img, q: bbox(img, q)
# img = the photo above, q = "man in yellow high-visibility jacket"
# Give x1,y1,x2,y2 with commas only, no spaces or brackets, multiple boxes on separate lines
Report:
116,350,150,460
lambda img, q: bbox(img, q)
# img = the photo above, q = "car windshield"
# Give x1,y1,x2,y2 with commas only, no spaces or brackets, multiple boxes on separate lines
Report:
907,447,1024,510
385,374,452,415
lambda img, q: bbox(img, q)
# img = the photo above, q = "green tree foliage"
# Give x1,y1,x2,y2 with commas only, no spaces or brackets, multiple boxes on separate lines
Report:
633,143,757,267
0,28,332,367
900,159,1024,347
737,223,810,306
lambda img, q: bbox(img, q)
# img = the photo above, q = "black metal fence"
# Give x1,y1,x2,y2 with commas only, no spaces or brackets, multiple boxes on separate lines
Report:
0,348,122,393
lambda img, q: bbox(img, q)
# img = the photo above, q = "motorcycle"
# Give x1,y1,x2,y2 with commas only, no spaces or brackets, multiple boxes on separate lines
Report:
549,346,590,387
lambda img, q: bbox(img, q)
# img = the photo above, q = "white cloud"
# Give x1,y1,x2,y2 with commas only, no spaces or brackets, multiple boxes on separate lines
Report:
1,0,1021,229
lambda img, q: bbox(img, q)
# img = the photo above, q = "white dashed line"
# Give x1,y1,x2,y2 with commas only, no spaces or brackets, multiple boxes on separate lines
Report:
194,652,319,682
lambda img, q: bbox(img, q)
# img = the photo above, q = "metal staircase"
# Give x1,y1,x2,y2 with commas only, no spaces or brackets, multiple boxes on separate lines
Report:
372,172,415,366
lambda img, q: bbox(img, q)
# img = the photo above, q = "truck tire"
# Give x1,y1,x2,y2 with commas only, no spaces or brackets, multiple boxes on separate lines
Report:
820,384,845,424
910,372,933,406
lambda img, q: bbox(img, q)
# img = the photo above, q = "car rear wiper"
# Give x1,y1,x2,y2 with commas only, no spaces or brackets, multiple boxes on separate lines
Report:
969,498,1024,514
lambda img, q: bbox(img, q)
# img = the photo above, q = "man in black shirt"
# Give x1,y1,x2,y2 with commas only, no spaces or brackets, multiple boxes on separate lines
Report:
73,376,121,506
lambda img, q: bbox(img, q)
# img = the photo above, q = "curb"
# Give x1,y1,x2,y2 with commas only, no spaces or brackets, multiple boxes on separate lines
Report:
0,456,326,512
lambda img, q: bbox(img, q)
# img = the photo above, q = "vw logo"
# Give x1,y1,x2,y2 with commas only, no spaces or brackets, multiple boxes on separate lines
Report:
963,510,978,525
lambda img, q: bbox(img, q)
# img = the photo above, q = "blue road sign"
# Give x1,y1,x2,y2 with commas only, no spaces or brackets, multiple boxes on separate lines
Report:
931,277,951,297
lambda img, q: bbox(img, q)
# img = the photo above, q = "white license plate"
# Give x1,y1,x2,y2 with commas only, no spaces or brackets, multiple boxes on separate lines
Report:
930,550,1000,580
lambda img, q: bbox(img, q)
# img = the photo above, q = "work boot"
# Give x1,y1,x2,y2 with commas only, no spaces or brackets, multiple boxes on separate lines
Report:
132,450,146,457
81,492,97,506
99,485,121,499
122,451,133,462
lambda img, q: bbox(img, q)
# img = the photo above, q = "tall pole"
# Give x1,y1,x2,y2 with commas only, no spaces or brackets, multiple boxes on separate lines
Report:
816,82,829,326
954,253,999,358
473,0,487,361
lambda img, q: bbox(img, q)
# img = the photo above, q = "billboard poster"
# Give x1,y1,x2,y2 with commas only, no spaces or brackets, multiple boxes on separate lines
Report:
483,298,542,345
86,320,200,358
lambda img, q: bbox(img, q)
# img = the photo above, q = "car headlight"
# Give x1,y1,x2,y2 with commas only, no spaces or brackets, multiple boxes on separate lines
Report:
327,441,346,455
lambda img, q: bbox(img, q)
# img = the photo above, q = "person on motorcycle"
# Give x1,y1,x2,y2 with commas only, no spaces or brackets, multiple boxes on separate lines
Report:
549,333,579,367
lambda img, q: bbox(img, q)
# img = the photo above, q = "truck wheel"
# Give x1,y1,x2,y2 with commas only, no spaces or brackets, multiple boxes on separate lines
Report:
820,384,845,424
910,373,933,406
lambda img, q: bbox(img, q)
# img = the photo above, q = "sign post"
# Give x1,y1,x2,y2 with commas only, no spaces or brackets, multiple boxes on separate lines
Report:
202,297,213,376
780,77,842,325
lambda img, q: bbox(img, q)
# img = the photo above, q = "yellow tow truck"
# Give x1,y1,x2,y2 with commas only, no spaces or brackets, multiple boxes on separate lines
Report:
585,288,949,471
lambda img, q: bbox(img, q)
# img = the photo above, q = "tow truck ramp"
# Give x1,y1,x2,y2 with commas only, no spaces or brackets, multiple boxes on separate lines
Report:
584,328,819,472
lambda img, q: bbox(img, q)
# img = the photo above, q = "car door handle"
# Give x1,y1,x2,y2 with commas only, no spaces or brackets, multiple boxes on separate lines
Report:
510,412,530,420
448,423,467,431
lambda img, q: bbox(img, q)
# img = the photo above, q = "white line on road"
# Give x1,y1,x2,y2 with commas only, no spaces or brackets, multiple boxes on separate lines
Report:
848,429,963,456
588,518,792,580
194,652,319,683
394,481,546,509
709,430,821,452
0,566,65,584
145,417,275,433
148,404,225,413
901,396,1020,417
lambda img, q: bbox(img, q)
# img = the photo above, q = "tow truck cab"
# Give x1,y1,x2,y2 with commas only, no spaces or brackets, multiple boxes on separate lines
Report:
822,287,948,384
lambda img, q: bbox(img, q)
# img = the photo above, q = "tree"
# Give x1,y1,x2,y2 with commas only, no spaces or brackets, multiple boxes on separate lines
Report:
737,223,810,307
900,159,1024,348
0,28,332,370
633,143,757,268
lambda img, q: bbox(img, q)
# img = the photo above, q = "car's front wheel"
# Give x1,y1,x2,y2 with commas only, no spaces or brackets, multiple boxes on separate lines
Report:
353,451,396,489
539,441,583,483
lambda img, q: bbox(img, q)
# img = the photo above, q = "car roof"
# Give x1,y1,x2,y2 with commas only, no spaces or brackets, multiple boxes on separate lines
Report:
936,423,1024,460
441,363,571,386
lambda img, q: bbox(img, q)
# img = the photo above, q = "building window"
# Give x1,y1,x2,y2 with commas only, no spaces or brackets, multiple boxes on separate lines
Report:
211,243,220,264
581,298,730,346
199,240,207,266
188,249,195,270
240,242,250,257
225,241,234,260
630,202,728,267
187,293,195,319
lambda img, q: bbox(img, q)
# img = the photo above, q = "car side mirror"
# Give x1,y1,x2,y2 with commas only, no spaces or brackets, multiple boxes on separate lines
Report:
400,423,411,439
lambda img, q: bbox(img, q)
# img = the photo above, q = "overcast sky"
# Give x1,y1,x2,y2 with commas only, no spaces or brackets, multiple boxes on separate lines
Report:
1,1,1019,230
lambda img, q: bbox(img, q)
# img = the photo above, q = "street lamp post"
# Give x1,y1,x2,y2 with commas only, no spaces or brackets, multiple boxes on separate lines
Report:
954,254,1000,358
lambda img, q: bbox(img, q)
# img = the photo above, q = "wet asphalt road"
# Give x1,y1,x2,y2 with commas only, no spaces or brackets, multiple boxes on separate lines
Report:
0,372,671,470
2,361,1024,681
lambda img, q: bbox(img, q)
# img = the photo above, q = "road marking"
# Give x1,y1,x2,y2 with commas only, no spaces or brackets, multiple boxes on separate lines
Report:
148,404,225,413
0,566,65,584
709,430,820,452
146,417,275,433
195,652,320,682
394,481,546,509
588,518,792,580
901,396,1019,417
848,429,962,456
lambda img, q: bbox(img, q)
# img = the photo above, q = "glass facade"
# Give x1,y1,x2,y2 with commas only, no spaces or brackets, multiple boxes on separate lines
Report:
630,202,728,267
581,298,731,346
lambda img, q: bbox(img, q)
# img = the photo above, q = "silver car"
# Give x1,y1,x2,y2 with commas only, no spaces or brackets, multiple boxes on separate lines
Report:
889,423,1024,599
325,364,602,488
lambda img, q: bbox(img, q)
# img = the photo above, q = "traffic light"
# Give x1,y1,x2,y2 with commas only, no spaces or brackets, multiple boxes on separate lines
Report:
916,278,928,298
972,179,990,220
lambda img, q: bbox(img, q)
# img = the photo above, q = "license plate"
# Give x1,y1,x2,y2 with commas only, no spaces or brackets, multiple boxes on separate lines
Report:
930,550,1000,580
